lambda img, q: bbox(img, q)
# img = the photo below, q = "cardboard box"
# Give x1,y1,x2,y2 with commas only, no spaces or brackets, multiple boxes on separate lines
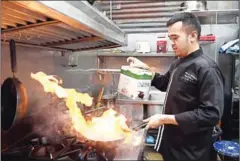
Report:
117,66,153,100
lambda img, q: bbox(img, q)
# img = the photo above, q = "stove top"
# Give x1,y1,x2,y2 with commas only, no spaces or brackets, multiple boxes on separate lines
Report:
2,135,117,161
1,94,146,161
2,128,146,161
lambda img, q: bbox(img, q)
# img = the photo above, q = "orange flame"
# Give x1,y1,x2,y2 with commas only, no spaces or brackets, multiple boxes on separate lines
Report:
31,72,133,142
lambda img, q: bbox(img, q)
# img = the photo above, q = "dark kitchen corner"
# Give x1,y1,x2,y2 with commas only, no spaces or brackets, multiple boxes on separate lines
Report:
1,1,239,161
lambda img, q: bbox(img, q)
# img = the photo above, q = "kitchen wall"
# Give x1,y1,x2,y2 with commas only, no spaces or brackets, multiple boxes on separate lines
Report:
86,0,239,87
1,1,239,115
95,0,239,34
73,26,239,92
1,44,56,116
93,0,239,61
1,44,97,116
113,24,238,61
73,23,238,89
207,1,239,10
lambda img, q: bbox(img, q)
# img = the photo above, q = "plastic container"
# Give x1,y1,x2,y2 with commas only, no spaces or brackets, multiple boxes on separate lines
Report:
199,35,216,41
157,38,167,53
213,140,239,160
118,66,152,100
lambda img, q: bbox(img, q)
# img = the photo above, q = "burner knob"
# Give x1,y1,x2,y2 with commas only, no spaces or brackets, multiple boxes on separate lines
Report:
138,91,144,99
105,149,116,161
78,153,84,161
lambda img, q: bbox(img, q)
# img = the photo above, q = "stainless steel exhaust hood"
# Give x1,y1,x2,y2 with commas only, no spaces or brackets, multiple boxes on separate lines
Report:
1,1,127,52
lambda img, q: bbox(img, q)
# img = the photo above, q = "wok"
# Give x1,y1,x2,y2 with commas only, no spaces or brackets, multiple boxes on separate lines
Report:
85,132,126,150
1,40,28,131
84,122,147,149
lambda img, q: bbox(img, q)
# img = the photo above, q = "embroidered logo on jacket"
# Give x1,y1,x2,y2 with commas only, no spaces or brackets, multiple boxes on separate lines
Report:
180,72,197,84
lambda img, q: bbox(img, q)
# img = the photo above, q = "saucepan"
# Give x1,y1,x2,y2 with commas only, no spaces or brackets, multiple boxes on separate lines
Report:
102,92,117,109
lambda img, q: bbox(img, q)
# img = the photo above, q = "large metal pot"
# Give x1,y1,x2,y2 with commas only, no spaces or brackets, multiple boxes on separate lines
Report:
102,93,117,109
147,91,165,117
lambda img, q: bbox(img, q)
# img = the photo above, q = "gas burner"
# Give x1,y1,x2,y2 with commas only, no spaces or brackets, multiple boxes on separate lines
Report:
72,141,117,161
2,136,117,161
94,141,117,161
2,128,145,161
79,149,107,161
82,147,116,161
2,136,84,161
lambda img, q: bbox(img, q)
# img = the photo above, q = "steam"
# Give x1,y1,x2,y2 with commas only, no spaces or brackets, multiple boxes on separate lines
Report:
29,71,145,161
116,129,146,160
30,94,71,140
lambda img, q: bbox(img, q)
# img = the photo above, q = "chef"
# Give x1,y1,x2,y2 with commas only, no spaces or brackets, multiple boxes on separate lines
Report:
127,12,224,161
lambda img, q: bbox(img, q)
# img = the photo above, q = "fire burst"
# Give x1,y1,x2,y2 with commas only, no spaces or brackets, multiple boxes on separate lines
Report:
31,72,134,143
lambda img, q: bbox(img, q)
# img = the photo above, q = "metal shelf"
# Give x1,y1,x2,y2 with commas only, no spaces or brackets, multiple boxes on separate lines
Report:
224,52,240,56
97,52,176,57
65,68,120,73
116,99,164,105
199,41,215,46
145,143,155,147
186,9,239,17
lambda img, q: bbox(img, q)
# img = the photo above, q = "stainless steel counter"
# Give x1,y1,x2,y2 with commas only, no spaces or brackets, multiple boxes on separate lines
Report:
115,129,146,160
116,99,164,105
116,92,164,105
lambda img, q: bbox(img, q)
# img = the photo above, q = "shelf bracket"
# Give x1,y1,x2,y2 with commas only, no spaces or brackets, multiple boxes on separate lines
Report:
97,56,104,69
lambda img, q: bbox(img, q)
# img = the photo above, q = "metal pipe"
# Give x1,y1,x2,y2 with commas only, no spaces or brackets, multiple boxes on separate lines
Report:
110,0,112,20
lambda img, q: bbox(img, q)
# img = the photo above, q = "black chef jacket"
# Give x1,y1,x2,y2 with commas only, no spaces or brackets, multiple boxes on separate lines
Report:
151,48,224,161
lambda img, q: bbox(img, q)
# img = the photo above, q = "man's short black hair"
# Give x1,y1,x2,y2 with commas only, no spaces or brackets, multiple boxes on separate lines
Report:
166,12,201,40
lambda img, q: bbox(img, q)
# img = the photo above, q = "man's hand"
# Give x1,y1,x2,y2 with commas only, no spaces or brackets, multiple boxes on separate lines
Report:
143,114,178,129
127,57,151,70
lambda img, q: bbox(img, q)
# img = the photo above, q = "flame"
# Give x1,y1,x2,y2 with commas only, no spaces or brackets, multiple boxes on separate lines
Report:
85,108,128,141
31,72,136,143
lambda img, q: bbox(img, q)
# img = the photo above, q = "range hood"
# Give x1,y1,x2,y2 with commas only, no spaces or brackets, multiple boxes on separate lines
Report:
1,1,127,52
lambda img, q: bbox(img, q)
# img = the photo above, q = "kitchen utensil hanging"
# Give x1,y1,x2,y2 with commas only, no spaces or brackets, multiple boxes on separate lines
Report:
1,40,28,131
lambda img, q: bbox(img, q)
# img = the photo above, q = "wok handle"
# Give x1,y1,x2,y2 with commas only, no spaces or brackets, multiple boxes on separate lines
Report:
9,39,17,75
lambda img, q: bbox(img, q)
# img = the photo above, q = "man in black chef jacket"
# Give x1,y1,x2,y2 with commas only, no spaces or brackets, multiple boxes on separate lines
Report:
127,12,224,161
